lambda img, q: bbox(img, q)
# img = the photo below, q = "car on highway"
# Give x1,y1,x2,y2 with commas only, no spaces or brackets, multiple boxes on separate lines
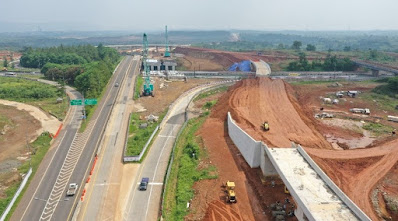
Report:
115,82,119,87
139,177,149,191
66,183,78,196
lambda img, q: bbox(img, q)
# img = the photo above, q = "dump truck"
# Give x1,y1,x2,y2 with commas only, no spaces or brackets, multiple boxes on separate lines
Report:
225,181,237,203
388,115,398,122
350,108,370,115
263,121,270,131
66,183,78,196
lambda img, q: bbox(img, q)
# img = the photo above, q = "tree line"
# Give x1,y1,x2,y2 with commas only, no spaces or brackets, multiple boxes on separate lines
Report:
20,44,120,103
20,44,119,68
286,52,356,72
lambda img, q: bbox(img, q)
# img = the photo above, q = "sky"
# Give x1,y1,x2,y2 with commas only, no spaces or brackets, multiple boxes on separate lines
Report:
0,0,397,32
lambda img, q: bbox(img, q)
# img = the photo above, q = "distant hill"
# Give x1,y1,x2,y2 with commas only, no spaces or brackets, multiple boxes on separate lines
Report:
1,30,398,52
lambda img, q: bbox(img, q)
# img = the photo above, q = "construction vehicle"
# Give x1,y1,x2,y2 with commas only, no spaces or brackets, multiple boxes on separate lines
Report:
284,185,290,194
66,183,78,196
142,33,154,97
350,108,370,115
224,181,237,203
263,121,270,131
388,115,398,122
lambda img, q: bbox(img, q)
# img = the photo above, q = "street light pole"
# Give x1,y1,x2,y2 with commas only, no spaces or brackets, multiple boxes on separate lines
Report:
83,91,86,120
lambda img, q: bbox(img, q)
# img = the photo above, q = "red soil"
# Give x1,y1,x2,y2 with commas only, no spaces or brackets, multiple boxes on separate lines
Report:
193,77,398,221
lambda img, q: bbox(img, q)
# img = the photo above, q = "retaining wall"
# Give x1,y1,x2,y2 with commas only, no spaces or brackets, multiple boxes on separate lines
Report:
227,112,261,168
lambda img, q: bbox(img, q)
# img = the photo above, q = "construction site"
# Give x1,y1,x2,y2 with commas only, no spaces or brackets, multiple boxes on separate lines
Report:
129,28,398,220
141,44,398,221
2,29,398,221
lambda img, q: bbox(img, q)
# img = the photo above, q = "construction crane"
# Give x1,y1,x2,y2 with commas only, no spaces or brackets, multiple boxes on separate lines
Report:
142,33,154,96
164,25,170,57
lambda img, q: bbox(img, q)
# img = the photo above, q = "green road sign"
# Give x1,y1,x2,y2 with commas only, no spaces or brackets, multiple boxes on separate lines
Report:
84,99,97,105
70,99,82,105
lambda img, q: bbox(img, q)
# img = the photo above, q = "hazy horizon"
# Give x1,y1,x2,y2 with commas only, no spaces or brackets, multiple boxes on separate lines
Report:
1,0,397,33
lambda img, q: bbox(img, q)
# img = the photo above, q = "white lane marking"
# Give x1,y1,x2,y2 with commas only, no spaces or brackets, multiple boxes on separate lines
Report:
136,182,163,186
94,183,120,187
144,124,177,220
158,135,176,138
20,108,77,220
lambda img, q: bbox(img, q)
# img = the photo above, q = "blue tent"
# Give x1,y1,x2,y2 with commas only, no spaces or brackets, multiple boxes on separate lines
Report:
228,60,251,72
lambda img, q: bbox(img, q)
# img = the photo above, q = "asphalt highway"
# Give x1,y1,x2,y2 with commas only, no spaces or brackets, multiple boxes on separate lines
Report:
11,56,133,221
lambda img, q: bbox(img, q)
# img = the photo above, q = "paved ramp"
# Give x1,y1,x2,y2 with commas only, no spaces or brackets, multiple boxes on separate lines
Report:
252,60,271,76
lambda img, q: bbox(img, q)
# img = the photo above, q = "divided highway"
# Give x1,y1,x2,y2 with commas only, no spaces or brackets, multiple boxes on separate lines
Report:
11,56,134,221
77,55,140,220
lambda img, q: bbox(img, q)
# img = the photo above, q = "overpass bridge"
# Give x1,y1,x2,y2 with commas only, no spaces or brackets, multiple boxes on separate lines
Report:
353,59,398,76
227,112,371,221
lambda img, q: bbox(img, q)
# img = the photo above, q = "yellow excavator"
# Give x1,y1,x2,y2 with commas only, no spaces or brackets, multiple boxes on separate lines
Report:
263,121,270,131
225,181,237,203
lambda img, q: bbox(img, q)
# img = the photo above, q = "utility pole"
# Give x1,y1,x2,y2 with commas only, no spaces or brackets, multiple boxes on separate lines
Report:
25,128,31,167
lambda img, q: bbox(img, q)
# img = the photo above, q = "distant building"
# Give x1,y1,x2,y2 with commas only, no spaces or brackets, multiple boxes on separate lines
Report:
146,59,177,71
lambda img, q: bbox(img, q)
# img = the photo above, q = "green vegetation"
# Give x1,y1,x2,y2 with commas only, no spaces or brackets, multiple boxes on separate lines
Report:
0,132,52,219
3,56,8,68
360,92,398,112
372,77,398,98
163,93,220,221
0,184,18,217
0,77,68,120
20,44,119,68
292,41,302,50
306,44,316,51
163,117,217,220
363,122,394,136
202,100,217,110
287,52,355,71
126,110,167,156
21,44,120,101
193,86,228,101
18,44,121,126
134,77,144,100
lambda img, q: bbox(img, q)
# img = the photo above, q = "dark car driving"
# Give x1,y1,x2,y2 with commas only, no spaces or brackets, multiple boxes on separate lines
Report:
139,177,149,191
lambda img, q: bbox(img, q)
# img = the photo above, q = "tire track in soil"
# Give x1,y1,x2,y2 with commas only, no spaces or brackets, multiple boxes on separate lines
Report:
205,201,243,221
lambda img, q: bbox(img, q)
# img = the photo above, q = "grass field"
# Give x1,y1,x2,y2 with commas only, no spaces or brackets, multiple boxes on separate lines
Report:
126,109,167,157
0,77,68,120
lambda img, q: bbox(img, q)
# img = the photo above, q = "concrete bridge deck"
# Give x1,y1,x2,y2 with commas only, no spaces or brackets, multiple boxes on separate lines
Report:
267,148,360,221
227,112,371,221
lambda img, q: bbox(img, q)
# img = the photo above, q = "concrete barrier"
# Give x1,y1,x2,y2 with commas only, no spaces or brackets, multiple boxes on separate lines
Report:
296,145,371,221
1,168,32,221
227,112,261,168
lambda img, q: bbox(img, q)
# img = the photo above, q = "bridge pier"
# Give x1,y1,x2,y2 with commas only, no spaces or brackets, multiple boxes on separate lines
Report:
371,69,379,77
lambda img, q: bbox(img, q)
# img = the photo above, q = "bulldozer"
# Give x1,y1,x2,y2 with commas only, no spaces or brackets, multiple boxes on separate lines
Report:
263,121,270,131
224,181,237,203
